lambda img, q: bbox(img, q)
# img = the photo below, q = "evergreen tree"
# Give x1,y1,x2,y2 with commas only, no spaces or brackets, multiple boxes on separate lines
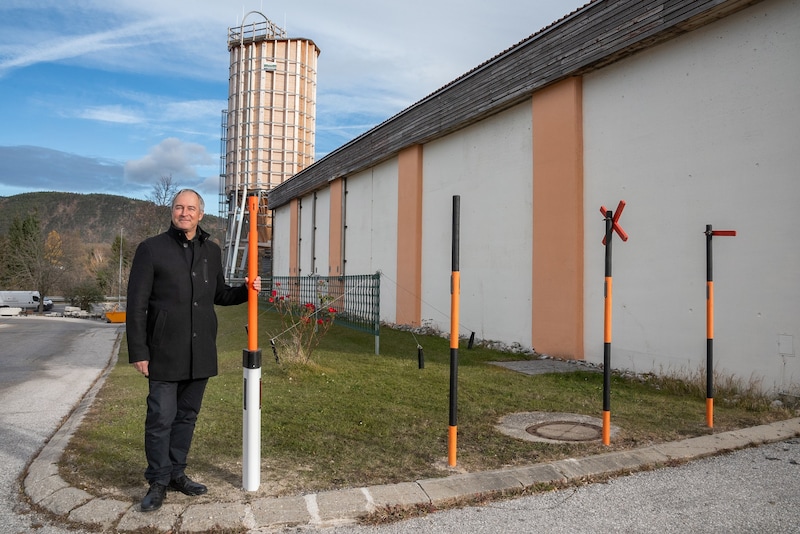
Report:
2,213,66,310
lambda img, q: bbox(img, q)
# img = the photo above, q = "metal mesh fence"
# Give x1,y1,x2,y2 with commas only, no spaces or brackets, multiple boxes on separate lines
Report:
266,272,380,337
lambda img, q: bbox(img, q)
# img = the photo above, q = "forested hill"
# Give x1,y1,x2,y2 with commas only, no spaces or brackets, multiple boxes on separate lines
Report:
0,192,225,246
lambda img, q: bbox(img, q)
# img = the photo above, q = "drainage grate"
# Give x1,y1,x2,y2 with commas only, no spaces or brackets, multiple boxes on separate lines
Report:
526,421,602,442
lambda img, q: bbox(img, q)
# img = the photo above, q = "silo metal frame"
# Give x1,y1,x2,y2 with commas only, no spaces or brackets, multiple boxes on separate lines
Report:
220,11,319,282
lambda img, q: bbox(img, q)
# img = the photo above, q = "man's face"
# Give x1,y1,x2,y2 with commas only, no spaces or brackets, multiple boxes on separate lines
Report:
171,191,204,236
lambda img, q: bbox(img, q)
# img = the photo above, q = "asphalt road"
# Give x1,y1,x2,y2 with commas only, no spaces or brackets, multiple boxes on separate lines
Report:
0,316,123,534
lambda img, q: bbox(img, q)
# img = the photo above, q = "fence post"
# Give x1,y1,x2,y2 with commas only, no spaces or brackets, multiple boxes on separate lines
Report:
374,271,381,355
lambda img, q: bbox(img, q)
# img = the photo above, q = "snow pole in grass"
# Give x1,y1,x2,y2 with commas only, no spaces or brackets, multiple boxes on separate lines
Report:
243,193,262,491
704,224,736,428
448,195,460,467
599,200,628,446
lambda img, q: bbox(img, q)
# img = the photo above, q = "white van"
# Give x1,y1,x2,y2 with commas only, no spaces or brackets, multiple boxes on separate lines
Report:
0,291,53,311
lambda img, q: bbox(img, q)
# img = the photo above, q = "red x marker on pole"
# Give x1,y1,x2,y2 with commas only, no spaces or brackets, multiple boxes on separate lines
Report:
600,200,628,244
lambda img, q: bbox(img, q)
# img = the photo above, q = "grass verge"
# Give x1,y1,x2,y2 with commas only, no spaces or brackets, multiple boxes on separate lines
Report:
60,304,795,501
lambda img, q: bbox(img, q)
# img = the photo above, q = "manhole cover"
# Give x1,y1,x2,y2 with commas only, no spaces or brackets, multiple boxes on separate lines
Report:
526,421,602,442
496,412,617,444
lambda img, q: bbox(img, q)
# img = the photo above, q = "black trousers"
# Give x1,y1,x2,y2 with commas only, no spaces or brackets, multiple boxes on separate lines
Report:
144,378,208,485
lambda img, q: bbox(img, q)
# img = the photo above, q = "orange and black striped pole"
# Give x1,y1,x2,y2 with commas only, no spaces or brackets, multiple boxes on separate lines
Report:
448,195,460,467
600,201,628,446
705,224,736,428
603,211,613,445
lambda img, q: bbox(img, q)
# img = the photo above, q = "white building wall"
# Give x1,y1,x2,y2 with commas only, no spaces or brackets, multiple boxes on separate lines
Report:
421,104,534,346
343,161,399,322
583,0,800,392
271,204,291,275
298,193,315,276
314,188,331,276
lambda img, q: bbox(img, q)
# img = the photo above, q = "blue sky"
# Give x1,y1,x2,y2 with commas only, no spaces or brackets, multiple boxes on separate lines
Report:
0,0,587,204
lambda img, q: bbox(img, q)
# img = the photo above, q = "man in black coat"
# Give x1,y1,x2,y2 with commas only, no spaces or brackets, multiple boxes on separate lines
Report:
127,189,261,512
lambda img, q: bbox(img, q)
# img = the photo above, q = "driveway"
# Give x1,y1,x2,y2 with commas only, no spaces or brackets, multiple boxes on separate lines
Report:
0,316,122,534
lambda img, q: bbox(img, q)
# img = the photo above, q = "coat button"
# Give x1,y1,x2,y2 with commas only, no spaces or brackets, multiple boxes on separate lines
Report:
193,301,198,306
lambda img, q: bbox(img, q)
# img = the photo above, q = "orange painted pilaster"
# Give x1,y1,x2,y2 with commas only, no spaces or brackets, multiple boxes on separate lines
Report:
329,178,345,276
289,198,300,277
396,145,424,325
531,77,584,359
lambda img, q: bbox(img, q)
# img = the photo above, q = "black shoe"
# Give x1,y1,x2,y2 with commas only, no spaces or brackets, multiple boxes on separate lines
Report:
140,482,167,512
168,474,207,496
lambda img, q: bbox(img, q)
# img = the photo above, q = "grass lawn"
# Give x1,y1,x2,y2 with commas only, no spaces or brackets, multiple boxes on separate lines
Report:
60,303,794,501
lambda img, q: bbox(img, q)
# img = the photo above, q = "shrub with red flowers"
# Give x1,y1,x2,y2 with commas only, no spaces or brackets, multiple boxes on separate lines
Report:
267,280,338,364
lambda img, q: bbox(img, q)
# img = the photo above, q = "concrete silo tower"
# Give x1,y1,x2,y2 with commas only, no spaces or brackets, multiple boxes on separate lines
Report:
220,11,320,281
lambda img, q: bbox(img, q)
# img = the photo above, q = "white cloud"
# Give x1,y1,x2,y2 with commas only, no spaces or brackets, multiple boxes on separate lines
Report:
68,97,224,130
124,137,215,185
196,174,223,202
0,18,171,75
75,105,145,124
161,100,226,124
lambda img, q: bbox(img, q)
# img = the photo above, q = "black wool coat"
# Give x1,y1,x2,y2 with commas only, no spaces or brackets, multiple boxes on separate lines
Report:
126,224,248,381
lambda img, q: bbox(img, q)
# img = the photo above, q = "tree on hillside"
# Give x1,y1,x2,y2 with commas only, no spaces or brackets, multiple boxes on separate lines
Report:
2,214,68,310
129,202,170,245
128,175,179,244
0,233,9,286
104,229,133,302
60,233,110,311
148,174,179,207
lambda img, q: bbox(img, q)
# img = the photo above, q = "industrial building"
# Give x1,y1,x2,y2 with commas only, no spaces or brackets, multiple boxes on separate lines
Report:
264,0,799,394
